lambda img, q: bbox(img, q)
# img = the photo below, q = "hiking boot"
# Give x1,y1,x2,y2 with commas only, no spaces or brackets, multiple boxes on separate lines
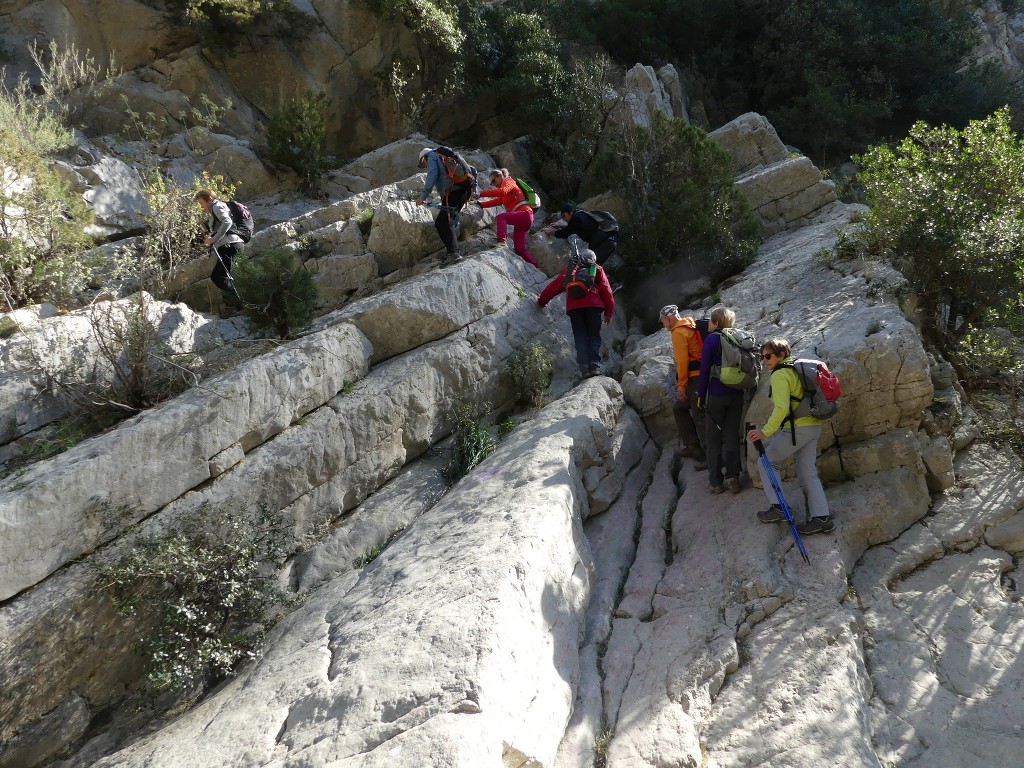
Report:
757,504,786,523
797,516,835,535
589,363,602,377
726,477,741,494
219,305,240,319
442,252,464,266
709,484,725,494
693,457,708,471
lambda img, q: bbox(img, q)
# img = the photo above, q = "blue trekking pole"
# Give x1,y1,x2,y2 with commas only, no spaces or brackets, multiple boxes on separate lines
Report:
747,424,811,565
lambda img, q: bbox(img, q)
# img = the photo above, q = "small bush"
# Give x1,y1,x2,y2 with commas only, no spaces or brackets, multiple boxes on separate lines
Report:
95,504,291,698
266,92,332,192
232,248,319,338
442,402,499,485
506,342,554,408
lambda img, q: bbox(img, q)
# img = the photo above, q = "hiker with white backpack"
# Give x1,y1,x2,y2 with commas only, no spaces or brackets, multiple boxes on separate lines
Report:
746,337,836,535
479,169,540,267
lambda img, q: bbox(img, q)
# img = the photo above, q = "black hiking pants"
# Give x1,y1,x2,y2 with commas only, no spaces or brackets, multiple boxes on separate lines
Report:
211,243,240,303
436,182,473,255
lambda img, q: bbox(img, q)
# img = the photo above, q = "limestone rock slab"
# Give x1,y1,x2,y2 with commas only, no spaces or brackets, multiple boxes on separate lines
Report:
90,379,626,768
0,323,373,600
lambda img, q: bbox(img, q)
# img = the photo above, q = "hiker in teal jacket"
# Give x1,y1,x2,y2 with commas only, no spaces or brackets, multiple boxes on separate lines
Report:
746,337,834,535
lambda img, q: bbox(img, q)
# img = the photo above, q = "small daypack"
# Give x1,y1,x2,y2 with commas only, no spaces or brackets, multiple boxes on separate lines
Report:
514,177,541,209
590,210,619,235
226,200,254,243
563,258,597,299
778,359,842,420
434,146,477,188
712,328,760,389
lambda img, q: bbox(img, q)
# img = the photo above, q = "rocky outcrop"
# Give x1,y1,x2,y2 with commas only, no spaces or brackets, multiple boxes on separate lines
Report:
82,379,648,768
711,112,837,235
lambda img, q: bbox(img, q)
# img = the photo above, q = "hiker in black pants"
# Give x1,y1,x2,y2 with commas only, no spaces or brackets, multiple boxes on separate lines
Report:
542,205,618,266
415,147,475,265
195,189,243,318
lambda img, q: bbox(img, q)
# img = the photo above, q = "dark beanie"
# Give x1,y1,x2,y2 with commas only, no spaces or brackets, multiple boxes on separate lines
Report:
560,204,576,215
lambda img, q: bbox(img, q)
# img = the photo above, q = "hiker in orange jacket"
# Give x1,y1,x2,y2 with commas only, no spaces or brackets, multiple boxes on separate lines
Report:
660,304,707,468
479,169,539,267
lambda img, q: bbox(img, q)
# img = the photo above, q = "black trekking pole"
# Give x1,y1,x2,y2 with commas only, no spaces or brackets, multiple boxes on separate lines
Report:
746,422,811,565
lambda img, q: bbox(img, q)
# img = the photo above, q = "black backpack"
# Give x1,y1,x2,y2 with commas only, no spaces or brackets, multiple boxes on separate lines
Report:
590,210,619,235
226,200,254,243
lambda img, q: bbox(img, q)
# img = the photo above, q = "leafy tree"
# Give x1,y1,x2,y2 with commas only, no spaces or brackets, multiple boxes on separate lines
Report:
854,108,1024,361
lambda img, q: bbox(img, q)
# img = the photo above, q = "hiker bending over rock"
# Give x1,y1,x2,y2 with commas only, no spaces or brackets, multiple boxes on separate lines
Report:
415,146,476,266
747,337,834,535
697,307,746,494
660,305,707,469
195,189,242,319
542,205,618,266
537,248,614,378
479,169,539,267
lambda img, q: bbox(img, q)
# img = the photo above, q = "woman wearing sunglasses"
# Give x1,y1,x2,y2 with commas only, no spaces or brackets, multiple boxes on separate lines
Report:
746,338,834,535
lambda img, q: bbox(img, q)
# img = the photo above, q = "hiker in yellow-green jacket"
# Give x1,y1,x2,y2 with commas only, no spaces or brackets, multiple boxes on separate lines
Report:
746,337,834,535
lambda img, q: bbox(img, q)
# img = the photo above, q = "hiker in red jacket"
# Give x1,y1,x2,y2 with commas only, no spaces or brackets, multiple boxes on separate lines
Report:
537,248,615,377
479,169,540,267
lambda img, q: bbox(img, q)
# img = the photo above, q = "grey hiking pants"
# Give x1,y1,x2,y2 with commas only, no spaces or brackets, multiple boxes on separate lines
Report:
757,424,830,519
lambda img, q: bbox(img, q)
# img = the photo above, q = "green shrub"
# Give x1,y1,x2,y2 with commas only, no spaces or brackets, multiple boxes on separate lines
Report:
506,342,554,408
361,0,464,54
442,402,499,485
612,111,761,277
0,74,94,309
854,108,1024,359
232,248,319,338
266,92,332,192
95,504,290,697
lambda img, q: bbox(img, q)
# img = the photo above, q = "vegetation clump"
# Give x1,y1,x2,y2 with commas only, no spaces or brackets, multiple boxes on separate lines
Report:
266,92,333,193
231,248,318,339
95,504,291,698
441,402,499,485
854,107,1024,377
506,342,554,409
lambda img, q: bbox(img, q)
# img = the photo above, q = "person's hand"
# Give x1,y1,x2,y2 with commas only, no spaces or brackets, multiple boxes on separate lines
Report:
415,198,425,206
204,236,214,246
603,314,611,325
747,427,766,442
542,226,554,235
536,301,545,311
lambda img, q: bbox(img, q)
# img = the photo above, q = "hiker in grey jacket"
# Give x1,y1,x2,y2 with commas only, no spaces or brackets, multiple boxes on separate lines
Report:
196,189,242,317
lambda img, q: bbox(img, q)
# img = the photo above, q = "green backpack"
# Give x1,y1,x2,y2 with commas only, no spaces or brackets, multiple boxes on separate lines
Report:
712,328,760,389
515,177,541,208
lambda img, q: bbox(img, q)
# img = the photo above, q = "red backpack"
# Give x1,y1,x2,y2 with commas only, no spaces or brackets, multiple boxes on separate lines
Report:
778,359,842,420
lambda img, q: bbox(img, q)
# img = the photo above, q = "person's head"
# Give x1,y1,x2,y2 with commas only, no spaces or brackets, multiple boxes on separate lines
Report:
195,189,217,212
659,303,680,330
488,169,503,186
709,307,735,332
417,147,433,169
578,248,597,266
760,337,791,371
560,203,576,222
498,167,510,178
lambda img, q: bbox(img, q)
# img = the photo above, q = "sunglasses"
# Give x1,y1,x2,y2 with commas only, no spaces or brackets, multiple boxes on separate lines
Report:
761,352,777,360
